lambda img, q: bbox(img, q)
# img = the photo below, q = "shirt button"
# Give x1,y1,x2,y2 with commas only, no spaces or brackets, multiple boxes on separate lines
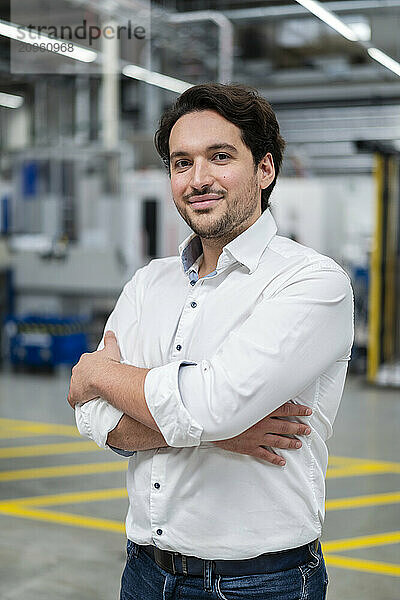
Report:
154,482,160,489
190,301,197,308
190,280,196,286
176,344,182,351
156,529,163,535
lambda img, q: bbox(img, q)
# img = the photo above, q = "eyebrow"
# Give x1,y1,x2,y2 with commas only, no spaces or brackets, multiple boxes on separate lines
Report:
170,143,238,163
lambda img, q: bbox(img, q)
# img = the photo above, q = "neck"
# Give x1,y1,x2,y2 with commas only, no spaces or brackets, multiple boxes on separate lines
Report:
198,238,224,277
197,208,262,276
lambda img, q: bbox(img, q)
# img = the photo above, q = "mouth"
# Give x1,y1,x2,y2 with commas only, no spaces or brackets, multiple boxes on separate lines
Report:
188,194,223,210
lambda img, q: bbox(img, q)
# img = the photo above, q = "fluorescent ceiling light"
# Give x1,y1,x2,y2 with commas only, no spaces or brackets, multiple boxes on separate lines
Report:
368,47,400,77
294,0,359,42
0,91,24,108
0,19,97,63
347,20,370,42
123,64,192,93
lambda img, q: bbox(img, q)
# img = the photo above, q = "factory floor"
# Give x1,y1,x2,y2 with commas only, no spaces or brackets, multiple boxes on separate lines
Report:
0,370,399,600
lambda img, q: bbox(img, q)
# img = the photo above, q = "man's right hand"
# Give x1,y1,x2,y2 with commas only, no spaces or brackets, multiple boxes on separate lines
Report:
212,402,312,466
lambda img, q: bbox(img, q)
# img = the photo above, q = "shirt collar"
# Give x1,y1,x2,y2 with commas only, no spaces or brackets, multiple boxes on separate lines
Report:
179,208,278,276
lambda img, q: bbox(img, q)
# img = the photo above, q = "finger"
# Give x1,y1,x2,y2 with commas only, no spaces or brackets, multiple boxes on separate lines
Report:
104,330,117,345
269,402,312,418
262,434,302,450
103,330,121,359
266,420,312,437
257,446,286,466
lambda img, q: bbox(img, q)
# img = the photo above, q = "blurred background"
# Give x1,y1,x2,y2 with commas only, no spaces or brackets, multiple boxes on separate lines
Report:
0,1,399,599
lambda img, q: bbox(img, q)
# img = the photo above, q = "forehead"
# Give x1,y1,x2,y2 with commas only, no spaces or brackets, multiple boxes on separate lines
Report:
169,109,244,152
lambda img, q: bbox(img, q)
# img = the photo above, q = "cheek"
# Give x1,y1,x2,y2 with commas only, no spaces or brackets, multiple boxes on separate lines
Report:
220,170,240,188
171,176,186,197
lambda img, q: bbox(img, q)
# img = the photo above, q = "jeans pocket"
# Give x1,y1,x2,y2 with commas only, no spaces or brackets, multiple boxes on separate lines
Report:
302,542,321,575
298,545,328,600
214,568,303,600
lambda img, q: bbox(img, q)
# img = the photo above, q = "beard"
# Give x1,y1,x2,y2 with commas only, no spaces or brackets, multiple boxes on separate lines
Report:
173,173,260,241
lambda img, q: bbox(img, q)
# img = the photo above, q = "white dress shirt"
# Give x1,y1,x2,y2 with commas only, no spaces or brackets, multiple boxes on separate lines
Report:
75,208,354,560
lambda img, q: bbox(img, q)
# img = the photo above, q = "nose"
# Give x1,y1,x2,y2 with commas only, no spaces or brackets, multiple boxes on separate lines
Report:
190,158,214,191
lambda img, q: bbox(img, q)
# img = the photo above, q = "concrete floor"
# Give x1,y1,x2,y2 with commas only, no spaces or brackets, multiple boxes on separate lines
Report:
0,370,399,599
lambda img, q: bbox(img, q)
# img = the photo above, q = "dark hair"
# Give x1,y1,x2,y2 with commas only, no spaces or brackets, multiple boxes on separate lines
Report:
154,83,285,212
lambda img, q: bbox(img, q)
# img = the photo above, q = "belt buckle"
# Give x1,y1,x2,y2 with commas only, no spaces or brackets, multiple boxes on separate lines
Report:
154,547,177,575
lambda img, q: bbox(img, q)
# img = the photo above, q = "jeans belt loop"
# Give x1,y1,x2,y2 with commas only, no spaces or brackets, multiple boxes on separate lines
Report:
181,553,188,576
203,559,213,592
171,552,176,575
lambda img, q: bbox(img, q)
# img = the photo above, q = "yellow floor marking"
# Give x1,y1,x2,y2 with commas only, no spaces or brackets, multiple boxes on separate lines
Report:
0,417,79,438
327,461,400,478
1,420,400,580
328,455,395,465
324,554,400,577
323,531,400,553
0,461,127,481
2,502,400,576
0,488,128,507
327,454,400,478
328,456,369,466
0,431,73,440
0,441,100,459
1,417,75,428
0,427,80,439
326,491,400,511
0,502,125,533
13,488,398,512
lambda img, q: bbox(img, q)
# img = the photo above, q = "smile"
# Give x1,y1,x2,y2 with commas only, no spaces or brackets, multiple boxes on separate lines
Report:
188,195,223,210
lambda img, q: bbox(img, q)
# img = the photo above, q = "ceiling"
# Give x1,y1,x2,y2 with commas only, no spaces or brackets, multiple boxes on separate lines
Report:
1,0,400,174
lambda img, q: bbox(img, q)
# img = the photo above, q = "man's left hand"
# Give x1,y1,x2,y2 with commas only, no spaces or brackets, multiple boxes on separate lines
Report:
67,330,121,409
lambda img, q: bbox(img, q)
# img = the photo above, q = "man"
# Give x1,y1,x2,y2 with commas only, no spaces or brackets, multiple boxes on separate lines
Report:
68,83,354,600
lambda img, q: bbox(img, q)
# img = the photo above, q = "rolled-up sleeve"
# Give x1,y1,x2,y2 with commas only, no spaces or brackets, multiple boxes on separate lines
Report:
75,272,141,452
144,265,354,444
144,360,204,447
75,399,125,449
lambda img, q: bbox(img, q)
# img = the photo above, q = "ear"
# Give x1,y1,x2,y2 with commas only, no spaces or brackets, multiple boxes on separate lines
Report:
258,153,275,191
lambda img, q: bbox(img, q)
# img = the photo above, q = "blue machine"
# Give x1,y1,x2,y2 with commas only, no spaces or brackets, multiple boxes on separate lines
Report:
5,315,89,367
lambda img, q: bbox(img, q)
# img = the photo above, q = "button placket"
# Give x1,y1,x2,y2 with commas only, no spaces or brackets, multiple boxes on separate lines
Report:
171,281,207,360
149,451,167,544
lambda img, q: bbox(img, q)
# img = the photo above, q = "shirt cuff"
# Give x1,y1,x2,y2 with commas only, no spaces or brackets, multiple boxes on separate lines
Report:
144,360,203,447
75,398,124,449
107,445,136,457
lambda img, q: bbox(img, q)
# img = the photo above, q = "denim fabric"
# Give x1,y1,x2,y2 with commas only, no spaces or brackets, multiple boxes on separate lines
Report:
120,540,329,600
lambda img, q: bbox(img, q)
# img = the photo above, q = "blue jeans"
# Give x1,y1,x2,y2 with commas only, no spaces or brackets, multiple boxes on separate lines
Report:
120,540,329,599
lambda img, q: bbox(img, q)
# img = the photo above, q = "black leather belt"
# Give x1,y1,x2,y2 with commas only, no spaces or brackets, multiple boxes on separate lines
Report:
139,539,319,577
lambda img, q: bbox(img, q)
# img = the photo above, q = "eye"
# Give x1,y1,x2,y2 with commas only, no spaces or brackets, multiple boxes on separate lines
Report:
174,159,191,170
213,152,230,161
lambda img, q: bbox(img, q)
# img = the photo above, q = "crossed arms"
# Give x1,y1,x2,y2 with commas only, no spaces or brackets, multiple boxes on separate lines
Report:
106,404,313,465
68,330,313,466
68,264,353,465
